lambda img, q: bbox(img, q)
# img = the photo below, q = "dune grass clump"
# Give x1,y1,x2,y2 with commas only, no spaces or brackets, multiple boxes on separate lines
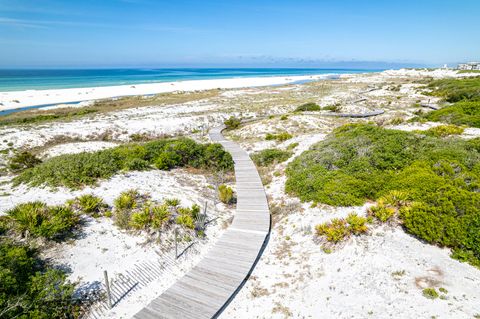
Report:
316,213,368,243
224,116,242,130
69,194,108,217
13,138,233,189
0,239,81,318
287,123,480,266
295,102,321,112
4,202,79,240
7,150,42,172
111,190,200,231
218,184,234,204
422,288,439,299
420,124,465,137
251,148,292,167
265,132,293,142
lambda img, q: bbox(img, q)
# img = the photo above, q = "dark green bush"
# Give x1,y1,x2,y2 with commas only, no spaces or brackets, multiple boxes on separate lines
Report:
251,149,292,167
265,132,293,142
14,138,233,189
224,116,242,130
426,77,480,102
295,102,321,112
0,239,80,318
8,150,42,172
422,101,480,128
5,202,79,240
286,124,480,265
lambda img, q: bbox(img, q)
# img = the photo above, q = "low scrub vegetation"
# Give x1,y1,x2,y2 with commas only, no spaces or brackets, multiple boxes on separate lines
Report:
315,213,368,243
0,108,98,127
420,124,465,137
251,148,292,167
0,239,81,318
218,184,234,204
420,77,480,127
68,194,108,217
422,101,480,128
295,102,321,112
224,116,242,130
3,202,79,240
112,190,202,231
265,132,293,142
287,123,480,266
14,138,233,189
7,150,42,172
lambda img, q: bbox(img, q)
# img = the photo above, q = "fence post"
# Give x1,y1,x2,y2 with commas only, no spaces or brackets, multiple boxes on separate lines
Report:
104,270,112,309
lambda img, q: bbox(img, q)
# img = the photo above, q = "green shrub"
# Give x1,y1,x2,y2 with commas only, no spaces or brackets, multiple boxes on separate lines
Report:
14,138,233,189
218,184,234,204
8,150,42,172
422,101,480,128
322,104,341,112
286,124,480,265
0,239,80,318
114,189,139,211
265,132,293,142
280,115,289,120
5,202,79,240
251,149,292,167
426,77,480,102
165,198,180,207
224,116,242,130
75,194,107,216
295,102,321,112
315,218,349,243
422,288,439,299
129,207,151,230
422,124,465,137
345,213,368,234
151,205,171,229
368,203,396,222
286,142,299,150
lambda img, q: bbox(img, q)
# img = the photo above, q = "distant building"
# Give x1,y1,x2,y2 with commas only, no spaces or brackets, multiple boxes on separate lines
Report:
457,62,480,70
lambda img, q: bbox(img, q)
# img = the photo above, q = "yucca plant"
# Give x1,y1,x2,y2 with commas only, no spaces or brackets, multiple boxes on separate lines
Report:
151,204,171,229
76,194,107,216
114,189,139,211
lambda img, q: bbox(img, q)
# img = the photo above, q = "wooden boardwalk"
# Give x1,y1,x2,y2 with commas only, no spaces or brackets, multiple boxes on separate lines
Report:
133,125,270,319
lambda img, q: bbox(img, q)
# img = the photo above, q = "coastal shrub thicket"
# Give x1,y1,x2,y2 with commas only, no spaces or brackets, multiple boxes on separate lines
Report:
421,77,480,127
265,132,293,142
4,201,79,240
224,116,242,130
7,150,42,172
295,102,321,112
13,138,233,189
286,123,480,266
251,148,292,167
0,239,81,318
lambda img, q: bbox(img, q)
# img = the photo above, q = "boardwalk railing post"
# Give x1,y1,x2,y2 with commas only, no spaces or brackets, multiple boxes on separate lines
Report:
104,270,112,309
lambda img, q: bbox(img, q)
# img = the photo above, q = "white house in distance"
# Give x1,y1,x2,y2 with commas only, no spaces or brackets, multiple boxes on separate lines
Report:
457,62,480,70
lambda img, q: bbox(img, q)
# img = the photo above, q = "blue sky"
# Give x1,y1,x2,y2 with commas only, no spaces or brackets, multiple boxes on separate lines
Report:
0,0,479,68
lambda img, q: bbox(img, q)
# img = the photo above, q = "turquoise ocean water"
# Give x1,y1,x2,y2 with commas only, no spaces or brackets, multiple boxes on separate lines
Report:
0,68,381,92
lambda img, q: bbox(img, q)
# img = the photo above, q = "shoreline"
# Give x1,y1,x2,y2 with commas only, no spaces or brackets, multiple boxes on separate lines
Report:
0,73,342,113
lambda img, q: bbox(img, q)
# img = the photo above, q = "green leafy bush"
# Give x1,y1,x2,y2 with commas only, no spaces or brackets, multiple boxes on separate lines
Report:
422,288,439,299
218,184,234,204
74,194,107,216
114,189,139,211
224,116,242,129
265,132,293,142
5,202,79,240
426,77,480,102
14,138,233,189
0,240,81,318
7,150,42,172
295,102,321,112
345,213,368,234
421,124,465,137
287,124,480,265
315,218,349,243
422,101,480,128
251,148,292,167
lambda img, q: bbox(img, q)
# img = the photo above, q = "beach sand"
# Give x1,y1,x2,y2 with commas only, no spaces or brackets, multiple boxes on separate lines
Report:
0,74,336,111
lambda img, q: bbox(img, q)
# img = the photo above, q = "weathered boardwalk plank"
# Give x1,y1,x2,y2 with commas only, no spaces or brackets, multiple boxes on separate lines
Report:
133,125,270,319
